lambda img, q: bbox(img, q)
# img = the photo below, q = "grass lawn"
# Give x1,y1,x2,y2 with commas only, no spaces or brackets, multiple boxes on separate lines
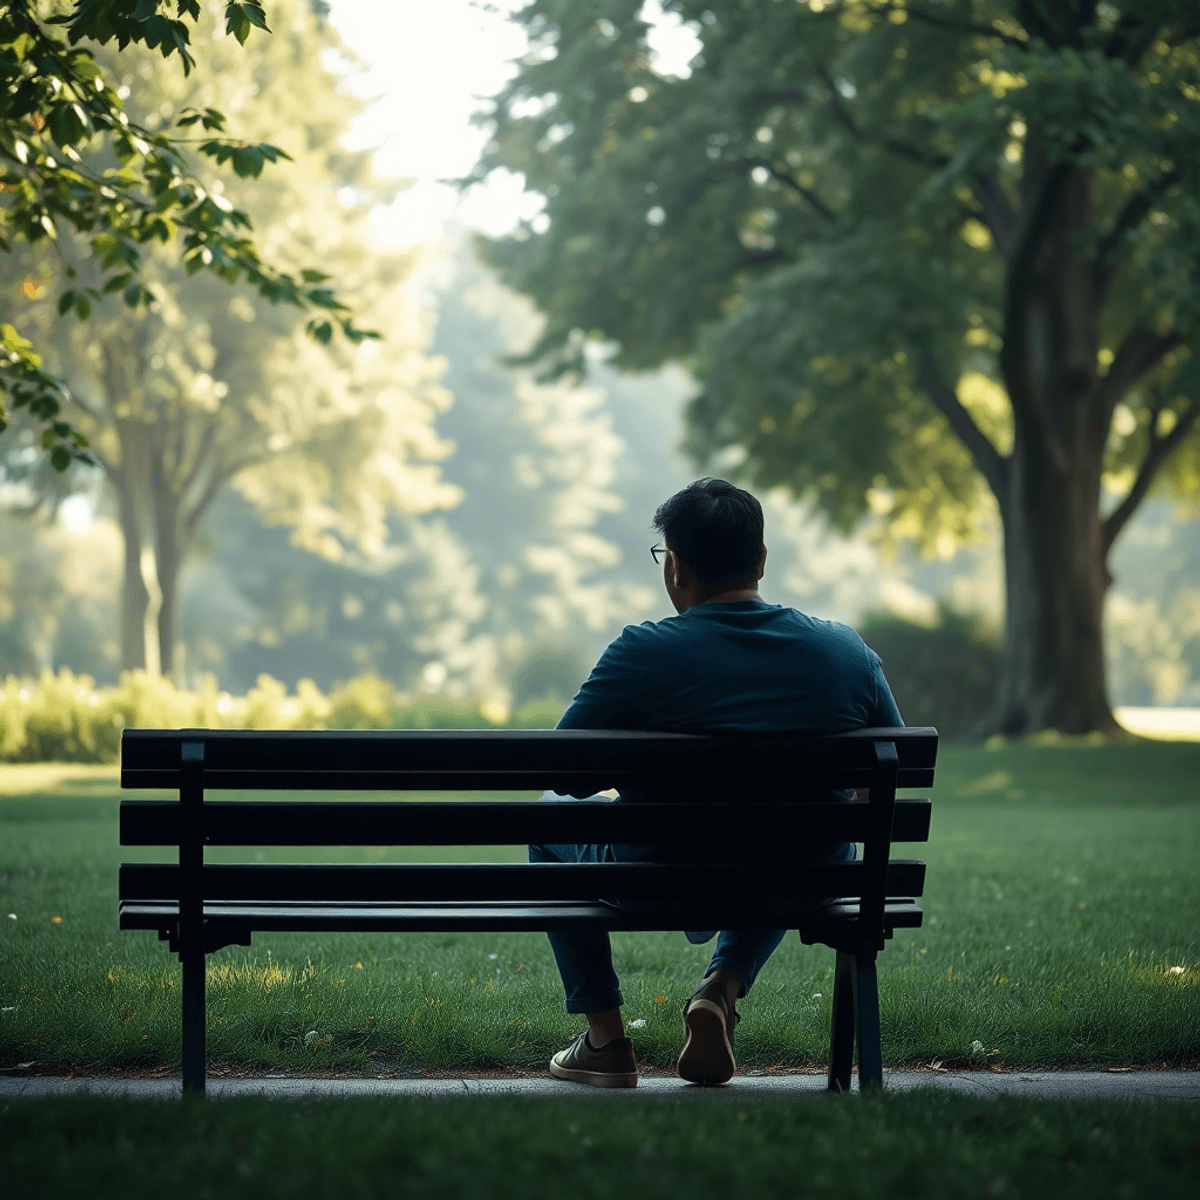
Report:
3,1090,1199,1200
0,741,1197,1075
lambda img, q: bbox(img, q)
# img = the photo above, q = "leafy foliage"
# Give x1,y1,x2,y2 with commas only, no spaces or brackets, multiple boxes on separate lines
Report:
474,0,1200,543
3,0,460,681
858,602,1002,738
0,0,376,467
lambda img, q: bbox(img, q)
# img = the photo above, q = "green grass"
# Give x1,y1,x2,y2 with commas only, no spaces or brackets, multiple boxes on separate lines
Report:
3,1091,1199,1200
1,741,1197,1074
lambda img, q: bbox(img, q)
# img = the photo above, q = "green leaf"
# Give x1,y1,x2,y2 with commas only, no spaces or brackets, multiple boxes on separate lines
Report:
57,290,76,316
226,4,251,45
123,283,142,307
231,145,265,178
51,446,71,472
74,295,92,320
103,272,134,294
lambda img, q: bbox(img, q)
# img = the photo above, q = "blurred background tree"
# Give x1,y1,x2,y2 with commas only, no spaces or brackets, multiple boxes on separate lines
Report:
471,0,1200,736
0,0,375,465
2,0,462,680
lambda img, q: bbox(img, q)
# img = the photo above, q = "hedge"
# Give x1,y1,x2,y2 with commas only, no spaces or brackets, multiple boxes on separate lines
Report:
0,670,568,763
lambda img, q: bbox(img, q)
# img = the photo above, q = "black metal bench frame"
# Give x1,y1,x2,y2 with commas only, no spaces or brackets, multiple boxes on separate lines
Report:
119,726,936,1095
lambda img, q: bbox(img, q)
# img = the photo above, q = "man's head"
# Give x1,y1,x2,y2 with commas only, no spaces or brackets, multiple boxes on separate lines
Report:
652,478,767,613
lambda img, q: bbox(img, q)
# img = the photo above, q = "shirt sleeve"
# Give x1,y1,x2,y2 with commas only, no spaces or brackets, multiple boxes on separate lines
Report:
555,627,649,730
866,648,905,727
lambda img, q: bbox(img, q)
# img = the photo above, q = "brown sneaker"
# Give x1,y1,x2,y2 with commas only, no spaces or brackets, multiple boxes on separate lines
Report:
549,1031,639,1088
677,981,740,1085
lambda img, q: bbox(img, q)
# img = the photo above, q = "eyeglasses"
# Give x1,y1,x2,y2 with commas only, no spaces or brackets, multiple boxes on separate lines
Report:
650,544,665,564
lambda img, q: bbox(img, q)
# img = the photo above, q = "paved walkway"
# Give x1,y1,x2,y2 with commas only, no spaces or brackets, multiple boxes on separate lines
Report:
2,1071,1196,1101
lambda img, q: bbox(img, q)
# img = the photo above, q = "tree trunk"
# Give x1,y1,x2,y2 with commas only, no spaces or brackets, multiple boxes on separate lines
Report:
115,470,150,673
153,490,183,686
989,161,1118,736
989,442,1116,736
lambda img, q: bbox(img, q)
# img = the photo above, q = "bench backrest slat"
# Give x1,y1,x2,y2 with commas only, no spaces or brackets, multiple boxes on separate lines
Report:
120,726,938,789
120,798,932,846
120,860,927,903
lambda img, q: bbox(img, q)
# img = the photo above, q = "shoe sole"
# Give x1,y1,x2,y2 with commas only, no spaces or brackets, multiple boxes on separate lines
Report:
677,998,735,1085
549,1059,639,1088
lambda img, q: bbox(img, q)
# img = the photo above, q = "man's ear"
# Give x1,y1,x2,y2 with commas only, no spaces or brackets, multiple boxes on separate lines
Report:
758,543,768,578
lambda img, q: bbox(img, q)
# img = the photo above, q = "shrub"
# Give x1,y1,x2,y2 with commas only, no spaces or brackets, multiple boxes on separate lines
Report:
856,603,1003,740
0,670,524,762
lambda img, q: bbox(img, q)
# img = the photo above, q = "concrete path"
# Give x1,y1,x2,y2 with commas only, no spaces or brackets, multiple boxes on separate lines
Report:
2,1071,1197,1101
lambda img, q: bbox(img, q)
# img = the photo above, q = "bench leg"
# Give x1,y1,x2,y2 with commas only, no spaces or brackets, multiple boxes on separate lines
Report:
181,945,206,1096
827,949,855,1092
851,948,883,1090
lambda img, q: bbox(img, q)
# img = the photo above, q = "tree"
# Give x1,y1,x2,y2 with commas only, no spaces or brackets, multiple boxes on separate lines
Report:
0,0,373,468
4,0,461,677
472,0,1200,735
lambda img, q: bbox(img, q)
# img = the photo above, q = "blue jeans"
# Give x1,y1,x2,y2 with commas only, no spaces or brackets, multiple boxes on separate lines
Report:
528,791,857,1014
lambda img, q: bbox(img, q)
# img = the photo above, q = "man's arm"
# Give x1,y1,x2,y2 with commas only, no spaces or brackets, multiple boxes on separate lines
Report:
866,650,905,728
555,628,650,732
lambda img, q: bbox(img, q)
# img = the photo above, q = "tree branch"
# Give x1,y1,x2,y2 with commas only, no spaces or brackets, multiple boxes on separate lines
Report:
917,354,1010,503
813,64,948,167
897,5,1029,50
182,453,262,543
1098,325,1190,421
1103,395,1200,554
744,157,836,221
1094,170,1180,298
973,172,1020,261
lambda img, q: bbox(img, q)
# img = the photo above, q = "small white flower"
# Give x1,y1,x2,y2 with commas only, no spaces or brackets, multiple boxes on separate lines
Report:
6,914,15,921
487,954,498,960
1167,966,1185,975
304,1029,319,1046
627,1018,646,1029
812,993,822,999
1,1006,16,1013
971,1039,985,1054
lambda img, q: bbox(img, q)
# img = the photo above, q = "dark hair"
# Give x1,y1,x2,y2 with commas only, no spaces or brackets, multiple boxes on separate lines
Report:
652,478,764,587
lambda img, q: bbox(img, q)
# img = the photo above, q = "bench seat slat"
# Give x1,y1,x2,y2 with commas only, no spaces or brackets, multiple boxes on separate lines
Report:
119,799,931,846
118,898,925,934
120,860,926,903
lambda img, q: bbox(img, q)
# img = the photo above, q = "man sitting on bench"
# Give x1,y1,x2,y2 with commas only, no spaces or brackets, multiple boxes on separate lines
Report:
530,477,904,1088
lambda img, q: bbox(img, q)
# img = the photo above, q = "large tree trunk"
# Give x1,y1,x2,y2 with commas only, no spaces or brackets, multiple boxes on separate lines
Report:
990,161,1118,736
990,443,1116,736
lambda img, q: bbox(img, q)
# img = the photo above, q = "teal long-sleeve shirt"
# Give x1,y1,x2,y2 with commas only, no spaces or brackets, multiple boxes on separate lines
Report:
556,599,903,809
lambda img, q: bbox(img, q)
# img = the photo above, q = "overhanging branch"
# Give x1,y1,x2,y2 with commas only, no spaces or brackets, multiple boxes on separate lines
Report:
917,354,1010,503
1103,395,1200,554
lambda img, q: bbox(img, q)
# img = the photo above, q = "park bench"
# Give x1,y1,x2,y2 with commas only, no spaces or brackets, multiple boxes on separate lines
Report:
118,725,936,1095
